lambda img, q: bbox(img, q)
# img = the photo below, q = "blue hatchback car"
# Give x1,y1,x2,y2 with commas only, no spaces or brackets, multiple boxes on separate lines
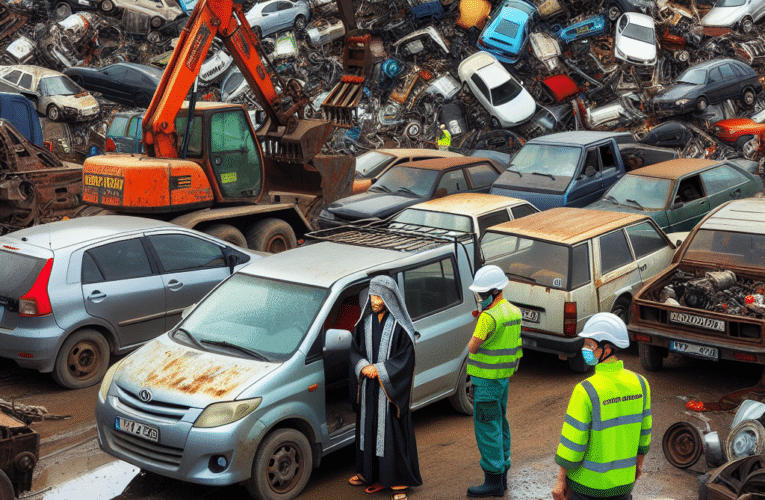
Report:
478,0,537,64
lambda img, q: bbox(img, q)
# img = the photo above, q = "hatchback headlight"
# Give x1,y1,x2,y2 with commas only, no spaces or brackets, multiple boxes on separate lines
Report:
99,358,125,400
193,398,262,428
675,98,690,106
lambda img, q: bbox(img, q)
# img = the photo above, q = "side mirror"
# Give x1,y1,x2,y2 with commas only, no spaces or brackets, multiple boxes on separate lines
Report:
324,328,352,356
181,303,196,319
226,253,238,274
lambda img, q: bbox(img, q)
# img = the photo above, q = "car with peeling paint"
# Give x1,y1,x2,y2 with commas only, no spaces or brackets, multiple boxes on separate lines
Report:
0,216,260,389
95,224,481,500
481,207,677,372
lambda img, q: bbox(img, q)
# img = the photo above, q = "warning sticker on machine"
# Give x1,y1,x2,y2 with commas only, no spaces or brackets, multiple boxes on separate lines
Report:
220,172,237,183
83,173,125,205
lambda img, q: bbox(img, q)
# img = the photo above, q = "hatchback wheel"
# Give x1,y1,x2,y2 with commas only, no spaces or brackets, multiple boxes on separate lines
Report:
52,329,110,389
696,97,708,112
134,91,150,108
246,429,312,500
294,15,306,31
743,87,757,107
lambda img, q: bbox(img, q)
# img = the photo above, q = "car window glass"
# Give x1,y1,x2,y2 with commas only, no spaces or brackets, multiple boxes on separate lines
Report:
2,70,21,85
277,1,292,9
719,64,735,80
599,144,616,171
262,3,277,13
210,110,262,198
511,203,538,219
708,68,722,83
599,229,633,274
85,238,152,282
436,169,467,197
128,116,141,138
18,73,32,91
477,210,510,236
81,252,105,284
470,74,490,100
107,65,128,80
583,148,600,176
618,16,628,31
570,243,590,289
675,175,704,203
403,258,460,320
107,115,130,136
466,164,500,189
730,64,745,77
148,234,226,272
625,222,667,259
700,165,748,195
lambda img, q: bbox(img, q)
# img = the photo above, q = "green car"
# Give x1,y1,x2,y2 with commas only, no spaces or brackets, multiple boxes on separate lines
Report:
588,158,762,233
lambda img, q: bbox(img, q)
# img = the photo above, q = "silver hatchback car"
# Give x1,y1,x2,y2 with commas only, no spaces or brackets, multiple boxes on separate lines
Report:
0,216,260,389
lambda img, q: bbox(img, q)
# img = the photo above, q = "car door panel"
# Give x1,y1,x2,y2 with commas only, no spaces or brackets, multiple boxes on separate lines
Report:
595,229,640,313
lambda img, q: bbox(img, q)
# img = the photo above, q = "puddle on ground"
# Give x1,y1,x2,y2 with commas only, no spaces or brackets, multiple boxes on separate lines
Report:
33,461,139,500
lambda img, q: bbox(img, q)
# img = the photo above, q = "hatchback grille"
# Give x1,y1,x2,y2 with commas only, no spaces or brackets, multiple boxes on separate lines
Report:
115,386,191,423
109,428,183,468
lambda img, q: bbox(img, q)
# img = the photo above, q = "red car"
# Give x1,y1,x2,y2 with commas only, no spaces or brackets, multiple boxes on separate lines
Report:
712,108,765,149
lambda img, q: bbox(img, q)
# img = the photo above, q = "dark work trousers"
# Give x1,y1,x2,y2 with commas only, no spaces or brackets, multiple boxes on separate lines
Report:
472,376,511,474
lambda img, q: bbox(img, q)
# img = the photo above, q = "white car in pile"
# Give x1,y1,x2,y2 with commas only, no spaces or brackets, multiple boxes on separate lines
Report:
614,12,657,66
457,51,536,129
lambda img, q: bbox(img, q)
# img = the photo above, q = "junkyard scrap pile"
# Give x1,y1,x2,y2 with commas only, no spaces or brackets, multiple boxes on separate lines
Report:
3,0,765,226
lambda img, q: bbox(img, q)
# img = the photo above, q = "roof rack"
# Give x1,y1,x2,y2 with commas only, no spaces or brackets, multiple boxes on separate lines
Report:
305,224,472,253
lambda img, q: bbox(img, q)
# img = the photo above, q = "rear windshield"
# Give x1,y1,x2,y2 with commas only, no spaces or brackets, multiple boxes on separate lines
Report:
482,233,584,290
495,19,520,38
684,229,765,268
0,250,46,298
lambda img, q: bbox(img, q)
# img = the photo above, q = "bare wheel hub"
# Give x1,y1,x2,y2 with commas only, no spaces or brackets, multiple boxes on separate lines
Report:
67,341,101,378
267,443,303,493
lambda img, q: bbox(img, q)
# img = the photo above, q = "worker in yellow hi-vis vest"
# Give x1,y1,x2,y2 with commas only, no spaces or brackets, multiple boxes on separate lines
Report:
466,265,522,498
437,124,451,150
553,313,652,500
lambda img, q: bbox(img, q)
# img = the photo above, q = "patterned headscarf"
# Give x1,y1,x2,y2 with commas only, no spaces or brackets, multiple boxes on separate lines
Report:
358,275,416,342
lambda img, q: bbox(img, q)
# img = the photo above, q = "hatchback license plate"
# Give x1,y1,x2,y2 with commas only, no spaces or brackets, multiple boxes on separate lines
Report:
520,308,539,323
115,417,159,442
669,341,718,360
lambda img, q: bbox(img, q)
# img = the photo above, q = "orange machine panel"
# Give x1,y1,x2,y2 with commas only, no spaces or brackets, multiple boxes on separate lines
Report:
82,155,214,212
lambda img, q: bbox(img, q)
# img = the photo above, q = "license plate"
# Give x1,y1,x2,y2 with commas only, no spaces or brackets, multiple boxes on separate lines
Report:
669,311,725,332
669,340,719,360
115,417,159,442
520,308,539,323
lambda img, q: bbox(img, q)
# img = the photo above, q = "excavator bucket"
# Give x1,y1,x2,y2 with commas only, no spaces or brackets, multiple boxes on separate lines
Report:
321,33,372,128
257,118,334,164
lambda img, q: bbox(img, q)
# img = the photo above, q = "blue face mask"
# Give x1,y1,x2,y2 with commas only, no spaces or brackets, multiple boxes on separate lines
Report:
479,295,494,309
582,348,599,366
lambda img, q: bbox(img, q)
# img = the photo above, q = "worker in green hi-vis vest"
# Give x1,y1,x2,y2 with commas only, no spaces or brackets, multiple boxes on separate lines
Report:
437,124,451,151
553,313,652,500
465,265,522,498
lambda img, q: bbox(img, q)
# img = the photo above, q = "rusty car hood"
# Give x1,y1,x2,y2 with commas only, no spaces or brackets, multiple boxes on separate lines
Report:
116,335,279,407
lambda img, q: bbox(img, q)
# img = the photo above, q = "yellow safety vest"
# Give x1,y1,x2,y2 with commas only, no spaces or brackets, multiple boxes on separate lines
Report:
467,300,522,379
437,129,451,149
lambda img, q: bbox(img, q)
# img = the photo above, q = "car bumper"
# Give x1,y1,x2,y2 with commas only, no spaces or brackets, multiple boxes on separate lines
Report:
652,101,694,116
96,386,265,485
0,317,65,372
520,328,584,357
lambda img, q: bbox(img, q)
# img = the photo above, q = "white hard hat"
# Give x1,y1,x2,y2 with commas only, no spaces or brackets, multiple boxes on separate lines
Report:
578,312,630,349
469,265,509,293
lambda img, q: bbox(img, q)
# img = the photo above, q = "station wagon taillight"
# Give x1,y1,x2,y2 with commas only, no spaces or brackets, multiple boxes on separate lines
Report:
564,301,577,336
19,259,53,317
104,138,116,152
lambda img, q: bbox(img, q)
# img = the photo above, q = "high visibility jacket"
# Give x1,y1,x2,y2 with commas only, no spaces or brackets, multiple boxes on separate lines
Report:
555,361,652,497
467,300,522,379
437,129,451,149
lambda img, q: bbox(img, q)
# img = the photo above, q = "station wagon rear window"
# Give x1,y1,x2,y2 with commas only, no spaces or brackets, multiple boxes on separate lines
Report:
482,233,588,290
0,250,46,298
684,229,765,269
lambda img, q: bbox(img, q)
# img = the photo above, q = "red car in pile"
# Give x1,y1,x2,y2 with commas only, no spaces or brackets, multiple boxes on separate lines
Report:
711,108,765,157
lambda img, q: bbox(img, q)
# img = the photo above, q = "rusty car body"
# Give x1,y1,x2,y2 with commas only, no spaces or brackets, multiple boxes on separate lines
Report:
0,412,39,499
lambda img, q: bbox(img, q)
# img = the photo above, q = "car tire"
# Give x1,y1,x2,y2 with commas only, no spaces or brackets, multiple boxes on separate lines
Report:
743,138,759,160
204,224,247,248
52,329,110,389
134,91,150,108
254,26,263,39
607,3,621,22
743,87,757,108
568,351,592,373
610,296,631,325
100,0,115,13
0,469,13,500
740,16,754,34
147,31,162,44
54,1,72,20
448,358,473,415
294,15,306,31
489,116,501,130
150,16,163,28
245,428,312,500
696,97,708,112
245,219,297,253
639,342,665,372
736,134,754,151
47,104,62,121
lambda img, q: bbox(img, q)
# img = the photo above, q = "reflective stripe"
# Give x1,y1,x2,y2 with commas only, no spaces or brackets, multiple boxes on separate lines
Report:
643,408,652,418
582,381,601,423
476,346,521,357
560,435,587,453
468,358,519,371
583,456,637,473
582,380,645,431
641,428,651,436
565,414,590,432
638,374,650,418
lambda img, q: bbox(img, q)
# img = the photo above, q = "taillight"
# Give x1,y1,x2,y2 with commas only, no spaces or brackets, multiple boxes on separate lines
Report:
563,301,577,336
104,138,116,152
19,259,53,317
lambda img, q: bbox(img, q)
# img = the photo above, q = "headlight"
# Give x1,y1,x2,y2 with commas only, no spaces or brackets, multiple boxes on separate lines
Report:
193,398,262,428
99,358,126,400
64,106,77,115
615,46,625,59
675,99,690,106
713,125,722,134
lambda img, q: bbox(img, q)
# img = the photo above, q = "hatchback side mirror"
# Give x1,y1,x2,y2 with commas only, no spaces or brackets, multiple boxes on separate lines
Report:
226,253,238,274
324,328,352,356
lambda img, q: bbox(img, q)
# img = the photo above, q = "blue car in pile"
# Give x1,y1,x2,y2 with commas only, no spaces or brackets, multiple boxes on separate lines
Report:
477,0,536,64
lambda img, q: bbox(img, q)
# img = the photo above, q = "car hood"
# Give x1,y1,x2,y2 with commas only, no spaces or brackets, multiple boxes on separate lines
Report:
701,7,741,27
114,334,280,408
55,93,99,109
327,192,423,220
617,36,656,62
653,83,696,102
494,89,536,124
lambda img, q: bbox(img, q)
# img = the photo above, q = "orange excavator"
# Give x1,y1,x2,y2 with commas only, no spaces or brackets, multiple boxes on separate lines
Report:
80,0,365,252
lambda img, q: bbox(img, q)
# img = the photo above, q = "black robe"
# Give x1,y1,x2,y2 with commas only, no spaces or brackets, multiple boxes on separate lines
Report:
349,311,422,488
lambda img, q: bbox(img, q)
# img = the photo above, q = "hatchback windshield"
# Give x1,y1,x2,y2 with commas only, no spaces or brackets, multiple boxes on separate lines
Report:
684,229,765,268
39,76,81,96
482,233,573,290
371,167,440,197
178,274,327,361
677,68,707,85
622,23,654,43
491,78,522,106
602,175,671,210
355,151,394,179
